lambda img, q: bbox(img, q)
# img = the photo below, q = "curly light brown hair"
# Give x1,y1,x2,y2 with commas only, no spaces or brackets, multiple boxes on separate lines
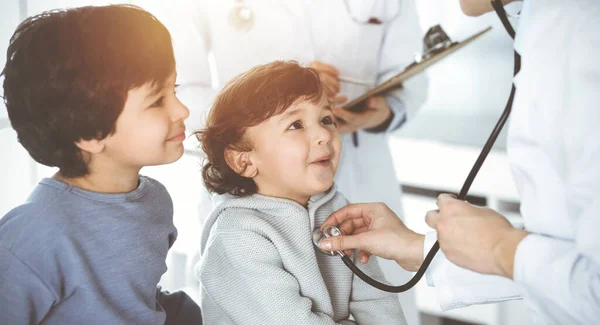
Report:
195,61,329,196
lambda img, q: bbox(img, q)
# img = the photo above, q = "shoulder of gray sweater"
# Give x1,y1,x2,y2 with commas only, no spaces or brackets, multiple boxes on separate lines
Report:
201,187,348,251
209,204,312,240
213,206,292,233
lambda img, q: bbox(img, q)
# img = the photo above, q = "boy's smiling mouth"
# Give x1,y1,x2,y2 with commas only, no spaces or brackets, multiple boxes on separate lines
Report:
166,127,186,142
311,154,333,167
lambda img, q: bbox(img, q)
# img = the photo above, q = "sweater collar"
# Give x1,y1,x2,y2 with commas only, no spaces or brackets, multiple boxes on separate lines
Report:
201,184,338,252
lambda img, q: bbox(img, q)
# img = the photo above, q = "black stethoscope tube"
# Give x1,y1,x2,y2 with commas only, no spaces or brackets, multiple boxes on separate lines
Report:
341,0,522,293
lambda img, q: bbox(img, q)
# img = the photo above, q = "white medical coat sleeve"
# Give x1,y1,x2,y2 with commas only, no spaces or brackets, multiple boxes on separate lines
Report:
168,0,217,131
378,0,428,132
423,231,522,311
511,9,600,323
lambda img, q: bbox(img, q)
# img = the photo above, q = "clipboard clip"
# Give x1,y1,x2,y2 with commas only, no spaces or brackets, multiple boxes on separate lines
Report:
342,25,491,113
413,25,456,64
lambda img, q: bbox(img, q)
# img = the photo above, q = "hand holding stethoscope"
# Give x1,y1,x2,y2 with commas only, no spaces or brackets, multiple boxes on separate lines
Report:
313,0,522,292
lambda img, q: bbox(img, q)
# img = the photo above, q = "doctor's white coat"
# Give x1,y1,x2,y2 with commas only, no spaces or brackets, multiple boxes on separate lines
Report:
424,0,600,324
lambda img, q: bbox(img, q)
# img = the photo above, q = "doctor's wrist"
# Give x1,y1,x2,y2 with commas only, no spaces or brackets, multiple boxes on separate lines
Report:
364,110,394,133
396,232,425,272
493,229,529,279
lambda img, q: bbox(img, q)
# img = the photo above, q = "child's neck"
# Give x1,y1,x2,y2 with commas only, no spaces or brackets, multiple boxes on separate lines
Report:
54,167,141,194
256,188,310,207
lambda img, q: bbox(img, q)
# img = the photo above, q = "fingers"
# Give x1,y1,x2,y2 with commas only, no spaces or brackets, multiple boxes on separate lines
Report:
365,96,385,109
310,60,339,77
334,95,347,105
321,203,375,229
337,221,369,239
337,220,359,238
319,232,365,252
358,250,371,264
320,73,340,94
425,209,440,229
310,61,340,95
335,120,354,134
427,194,462,230
333,107,366,125
436,193,458,208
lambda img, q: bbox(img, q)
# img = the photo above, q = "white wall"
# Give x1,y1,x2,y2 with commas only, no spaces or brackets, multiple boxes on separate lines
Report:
0,0,38,217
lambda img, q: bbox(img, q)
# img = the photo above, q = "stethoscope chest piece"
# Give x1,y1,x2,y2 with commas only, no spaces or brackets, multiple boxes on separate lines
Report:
312,226,344,256
229,0,254,31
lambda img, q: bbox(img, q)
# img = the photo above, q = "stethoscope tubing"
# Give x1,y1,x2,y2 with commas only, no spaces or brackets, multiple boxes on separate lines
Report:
337,0,522,293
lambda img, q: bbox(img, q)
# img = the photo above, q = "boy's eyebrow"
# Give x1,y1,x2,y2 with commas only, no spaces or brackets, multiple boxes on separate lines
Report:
146,75,177,100
278,104,333,123
278,108,301,123
145,85,164,101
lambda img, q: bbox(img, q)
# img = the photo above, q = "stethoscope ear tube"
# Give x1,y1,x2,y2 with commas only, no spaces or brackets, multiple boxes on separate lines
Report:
342,0,522,293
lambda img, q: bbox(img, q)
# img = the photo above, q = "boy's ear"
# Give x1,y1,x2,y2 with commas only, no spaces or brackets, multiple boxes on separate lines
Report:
75,138,105,154
224,148,257,178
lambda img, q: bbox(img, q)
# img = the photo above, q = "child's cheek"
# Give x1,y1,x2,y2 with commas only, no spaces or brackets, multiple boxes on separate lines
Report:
279,139,308,167
333,136,342,157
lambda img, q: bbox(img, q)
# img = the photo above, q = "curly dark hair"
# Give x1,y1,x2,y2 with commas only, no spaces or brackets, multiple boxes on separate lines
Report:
196,61,328,196
1,5,175,177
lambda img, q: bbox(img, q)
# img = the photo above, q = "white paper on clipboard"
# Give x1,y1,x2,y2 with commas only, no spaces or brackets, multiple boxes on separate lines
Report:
343,26,492,111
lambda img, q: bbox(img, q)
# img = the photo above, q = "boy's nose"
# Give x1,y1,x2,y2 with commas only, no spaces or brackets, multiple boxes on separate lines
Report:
315,125,332,145
172,100,190,122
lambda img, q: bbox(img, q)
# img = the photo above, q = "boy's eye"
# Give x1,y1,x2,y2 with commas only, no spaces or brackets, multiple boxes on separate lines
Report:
150,97,164,108
321,116,337,127
288,121,303,130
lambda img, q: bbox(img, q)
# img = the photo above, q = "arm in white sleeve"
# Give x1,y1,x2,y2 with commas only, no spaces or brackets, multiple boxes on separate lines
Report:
423,232,521,311
511,9,600,323
167,0,217,131
378,0,428,132
198,229,343,325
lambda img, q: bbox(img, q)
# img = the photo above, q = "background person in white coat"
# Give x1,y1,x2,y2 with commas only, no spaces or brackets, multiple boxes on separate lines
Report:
168,1,427,323
318,0,600,324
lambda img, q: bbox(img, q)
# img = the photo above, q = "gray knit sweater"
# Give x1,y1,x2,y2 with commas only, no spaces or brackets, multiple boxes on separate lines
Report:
197,185,406,324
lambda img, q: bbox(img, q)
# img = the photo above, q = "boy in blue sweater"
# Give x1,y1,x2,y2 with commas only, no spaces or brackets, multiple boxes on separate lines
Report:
0,5,201,324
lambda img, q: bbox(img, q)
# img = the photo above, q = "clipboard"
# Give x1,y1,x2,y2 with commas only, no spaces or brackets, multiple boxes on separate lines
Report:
343,26,492,111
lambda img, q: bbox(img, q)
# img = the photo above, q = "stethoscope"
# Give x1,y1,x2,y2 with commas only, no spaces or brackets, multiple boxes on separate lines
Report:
312,0,522,293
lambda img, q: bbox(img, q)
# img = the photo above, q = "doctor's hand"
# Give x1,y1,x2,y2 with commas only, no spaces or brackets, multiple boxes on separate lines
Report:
333,96,393,134
319,203,425,272
310,60,341,95
426,194,529,279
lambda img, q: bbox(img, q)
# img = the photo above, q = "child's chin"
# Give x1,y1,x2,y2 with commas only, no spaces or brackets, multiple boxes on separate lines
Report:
143,150,184,167
310,179,334,193
163,148,186,164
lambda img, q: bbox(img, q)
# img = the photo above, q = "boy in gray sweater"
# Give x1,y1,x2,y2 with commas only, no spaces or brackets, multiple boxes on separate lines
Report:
196,61,406,324
0,5,201,324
